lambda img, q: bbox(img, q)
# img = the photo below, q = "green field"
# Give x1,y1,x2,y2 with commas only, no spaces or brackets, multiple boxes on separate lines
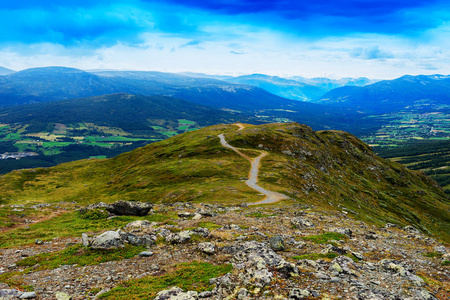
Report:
0,119,200,174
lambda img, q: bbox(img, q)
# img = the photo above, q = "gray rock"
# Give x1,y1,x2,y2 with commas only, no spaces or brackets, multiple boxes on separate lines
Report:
237,288,249,299
434,245,447,254
0,289,23,299
55,292,72,300
91,231,124,250
291,217,315,228
19,292,37,299
198,291,213,298
178,211,193,218
138,251,154,257
193,227,210,237
154,286,184,300
384,223,400,229
404,225,421,234
34,239,44,245
289,288,313,299
331,227,353,238
192,213,202,220
119,231,155,246
81,233,90,247
124,220,154,232
269,236,286,252
165,231,192,244
321,244,347,255
198,242,215,255
415,289,438,300
106,200,153,216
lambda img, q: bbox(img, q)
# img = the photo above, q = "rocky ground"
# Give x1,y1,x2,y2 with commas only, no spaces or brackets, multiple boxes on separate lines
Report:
0,202,449,299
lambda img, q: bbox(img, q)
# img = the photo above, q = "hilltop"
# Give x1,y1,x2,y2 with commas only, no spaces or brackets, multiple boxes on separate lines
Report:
0,123,448,241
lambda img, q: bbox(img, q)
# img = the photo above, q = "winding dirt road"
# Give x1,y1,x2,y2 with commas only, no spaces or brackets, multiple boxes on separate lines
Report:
218,132,289,205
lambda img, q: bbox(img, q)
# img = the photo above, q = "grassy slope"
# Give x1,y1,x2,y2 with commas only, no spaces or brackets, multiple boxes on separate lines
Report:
0,123,449,242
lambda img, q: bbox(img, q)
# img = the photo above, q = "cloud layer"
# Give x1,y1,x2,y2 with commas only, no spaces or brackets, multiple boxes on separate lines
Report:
1,0,449,78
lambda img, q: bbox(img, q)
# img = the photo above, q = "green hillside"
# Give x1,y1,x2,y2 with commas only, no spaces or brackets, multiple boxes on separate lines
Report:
0,123,448,242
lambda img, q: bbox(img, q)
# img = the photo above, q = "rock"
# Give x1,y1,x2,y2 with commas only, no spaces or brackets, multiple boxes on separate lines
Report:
415,289,438,300
81,233,90,247
154,286,198,300
138,251,154,257
351,251,364,260
384,223,400,229
150,264,160,271
269,236,286,252
434,245,447,254
34,239,44,245
178,211,192,218
165,231,192,244
192,213,202,220
223,224,242,231
106,200,153,216
193,227,210,237
198,291,212,298
91,231,124,250
331,228,353,238
403,225,420,235
119,231,155,246
123,220,154,232
154,286,184,300
55,292,72,300
365,233,377,240
0,289,23,298
19,292,37,299
288,288,312,299
198,242,215,255
237,288,249,299
291,217,315,228
321,244,347,255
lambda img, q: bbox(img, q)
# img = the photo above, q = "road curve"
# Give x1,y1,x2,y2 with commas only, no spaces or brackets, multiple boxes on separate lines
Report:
218,133,289,205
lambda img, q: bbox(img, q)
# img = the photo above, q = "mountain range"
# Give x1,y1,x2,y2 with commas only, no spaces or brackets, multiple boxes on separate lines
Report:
318,75,450,113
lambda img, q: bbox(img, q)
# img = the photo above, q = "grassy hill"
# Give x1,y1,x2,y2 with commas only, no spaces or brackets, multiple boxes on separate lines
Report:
0,123,448,242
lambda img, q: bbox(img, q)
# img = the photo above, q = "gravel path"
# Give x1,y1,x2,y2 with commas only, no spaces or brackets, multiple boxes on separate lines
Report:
218,133,288,205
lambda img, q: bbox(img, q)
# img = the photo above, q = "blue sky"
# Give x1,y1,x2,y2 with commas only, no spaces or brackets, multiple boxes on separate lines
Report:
1,0,450,78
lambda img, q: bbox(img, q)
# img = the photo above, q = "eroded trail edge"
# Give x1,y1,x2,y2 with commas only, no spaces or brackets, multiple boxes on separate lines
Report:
218,133,289,205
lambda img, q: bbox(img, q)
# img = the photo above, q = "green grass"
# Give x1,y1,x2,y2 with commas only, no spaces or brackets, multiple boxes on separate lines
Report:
245,212,277,218
16,244,145,270
0,212,174,248
196,222,221,230
301,232,347,244
423,252,444,258
99,262,232,299
293,253,338,260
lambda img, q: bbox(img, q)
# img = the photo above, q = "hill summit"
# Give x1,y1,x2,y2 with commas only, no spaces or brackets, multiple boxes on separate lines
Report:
0,122,448,241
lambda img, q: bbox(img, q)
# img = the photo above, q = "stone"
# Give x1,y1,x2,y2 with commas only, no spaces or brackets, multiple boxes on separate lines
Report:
34,239,44,245
198,291,213,298
124,220,154,232
351,251,364,260
403,225,420,234
193,227,210,237
55,292,72,300
288,288,311,299
237,288,249,299
178,211,192,218
0,289,23,298
20,292,37,299
321,244,347,255
269,236,286,252
331,228,353,238
106,200,153,216
154,286,184,300
91,231,124,250
198,242,215,255
291,217,315,228
81,233,90,247
165,231,192,244
415,289,438,300
138,251,154,257
434,245,447,254
119,231,155,246
192,213,202,220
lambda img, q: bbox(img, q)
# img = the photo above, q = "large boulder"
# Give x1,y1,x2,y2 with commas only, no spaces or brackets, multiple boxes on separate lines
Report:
91,231,125,250
106,200,153,216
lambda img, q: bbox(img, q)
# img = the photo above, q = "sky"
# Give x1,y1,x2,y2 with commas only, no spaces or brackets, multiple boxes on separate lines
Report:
1,0,450,78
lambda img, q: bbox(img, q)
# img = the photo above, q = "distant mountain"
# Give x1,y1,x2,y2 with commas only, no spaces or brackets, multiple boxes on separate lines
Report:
222,74,327,101
317,74,450,113
0,67,117,106
0,67,14,75
292,76,375,91
0,93,246,134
